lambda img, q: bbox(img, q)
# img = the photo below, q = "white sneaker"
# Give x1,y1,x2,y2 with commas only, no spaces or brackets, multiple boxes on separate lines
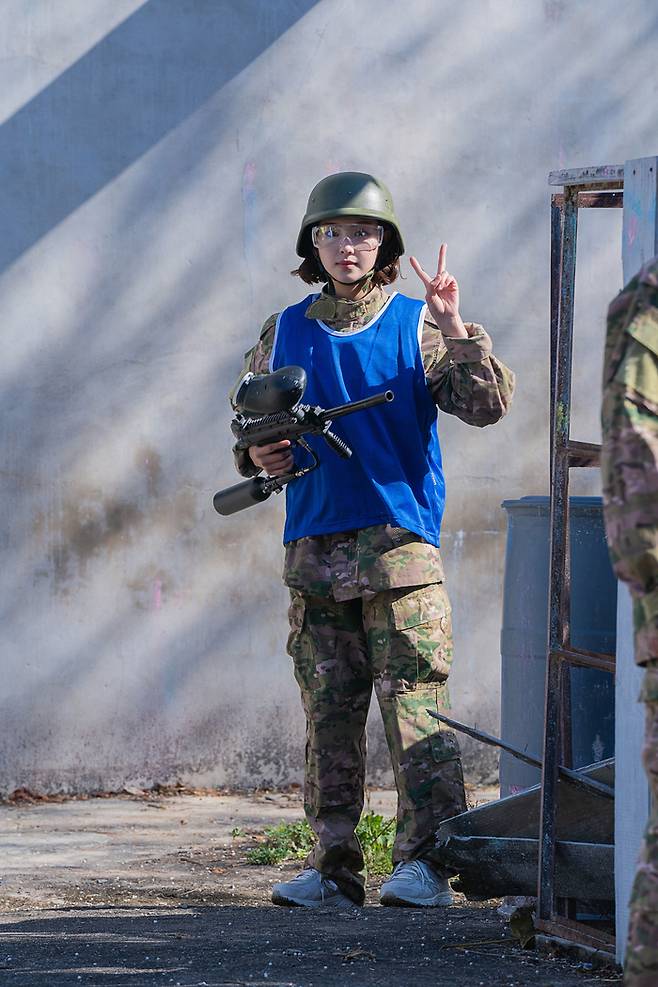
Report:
271,868,356,908
380,860,453,907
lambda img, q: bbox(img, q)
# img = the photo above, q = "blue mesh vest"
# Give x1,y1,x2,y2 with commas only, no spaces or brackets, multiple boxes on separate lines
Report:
271,291,445,546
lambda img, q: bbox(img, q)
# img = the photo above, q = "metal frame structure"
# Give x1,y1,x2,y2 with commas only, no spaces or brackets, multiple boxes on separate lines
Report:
536,165,624,952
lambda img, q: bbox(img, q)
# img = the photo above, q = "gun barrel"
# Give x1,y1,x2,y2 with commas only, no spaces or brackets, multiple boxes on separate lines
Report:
323,389,394,421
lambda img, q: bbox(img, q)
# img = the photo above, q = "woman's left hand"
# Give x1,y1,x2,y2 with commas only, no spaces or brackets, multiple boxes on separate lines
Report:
410,243,468,338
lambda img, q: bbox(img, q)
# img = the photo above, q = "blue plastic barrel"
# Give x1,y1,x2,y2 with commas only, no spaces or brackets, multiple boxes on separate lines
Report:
499,496,616,796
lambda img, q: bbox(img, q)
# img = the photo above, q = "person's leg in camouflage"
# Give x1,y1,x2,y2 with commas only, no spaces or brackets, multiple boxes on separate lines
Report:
599,261,658,982
625,661,658,986
365,582,467,869
285,590,371,905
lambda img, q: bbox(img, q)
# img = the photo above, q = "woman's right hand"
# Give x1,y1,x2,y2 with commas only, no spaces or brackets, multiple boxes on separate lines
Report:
249,440,294,476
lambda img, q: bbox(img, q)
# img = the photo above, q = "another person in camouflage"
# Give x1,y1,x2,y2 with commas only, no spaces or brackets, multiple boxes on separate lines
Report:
232,173,514,908
600,257,658,984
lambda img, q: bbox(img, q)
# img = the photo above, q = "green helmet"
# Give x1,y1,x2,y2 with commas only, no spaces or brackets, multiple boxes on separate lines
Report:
296,172,405,257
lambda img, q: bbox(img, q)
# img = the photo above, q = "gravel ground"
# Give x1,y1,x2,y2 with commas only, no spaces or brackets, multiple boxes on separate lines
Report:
0,787,622,986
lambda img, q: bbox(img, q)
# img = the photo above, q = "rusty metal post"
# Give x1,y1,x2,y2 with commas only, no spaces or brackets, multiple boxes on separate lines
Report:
549,195,562,477
536,171,622,946
538,184,578,921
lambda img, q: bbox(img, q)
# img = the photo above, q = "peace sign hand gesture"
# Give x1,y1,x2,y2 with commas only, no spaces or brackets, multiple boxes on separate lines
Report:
410,243,468,338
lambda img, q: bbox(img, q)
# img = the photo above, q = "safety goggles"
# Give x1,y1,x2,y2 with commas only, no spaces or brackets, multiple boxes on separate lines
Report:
311,223,384,251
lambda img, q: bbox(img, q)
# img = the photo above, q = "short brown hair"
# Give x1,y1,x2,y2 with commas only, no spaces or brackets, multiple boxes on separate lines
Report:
291,225,401,286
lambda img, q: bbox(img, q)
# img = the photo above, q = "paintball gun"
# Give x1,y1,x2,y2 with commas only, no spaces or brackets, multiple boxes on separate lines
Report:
213,365,394,515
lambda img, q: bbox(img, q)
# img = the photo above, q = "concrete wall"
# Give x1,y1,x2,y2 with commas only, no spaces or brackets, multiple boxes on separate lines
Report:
1,0,656,793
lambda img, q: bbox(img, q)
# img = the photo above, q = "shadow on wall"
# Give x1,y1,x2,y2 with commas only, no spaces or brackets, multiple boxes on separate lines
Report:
0,0,320,792
0,0,320,274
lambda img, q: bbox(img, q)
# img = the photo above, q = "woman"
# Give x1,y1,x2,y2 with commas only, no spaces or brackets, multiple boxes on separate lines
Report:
232,172,514,908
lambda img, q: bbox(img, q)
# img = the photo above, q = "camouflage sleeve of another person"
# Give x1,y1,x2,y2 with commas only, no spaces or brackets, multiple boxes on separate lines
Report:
601,259,658,665
230,314,278,477
421,319,515,426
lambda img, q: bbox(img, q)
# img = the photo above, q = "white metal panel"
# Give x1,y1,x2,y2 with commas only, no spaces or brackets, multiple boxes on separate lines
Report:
622,157,658,285
614,582,650,965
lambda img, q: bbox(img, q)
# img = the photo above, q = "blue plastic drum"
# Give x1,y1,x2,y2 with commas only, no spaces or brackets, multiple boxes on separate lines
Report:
499,496,616,796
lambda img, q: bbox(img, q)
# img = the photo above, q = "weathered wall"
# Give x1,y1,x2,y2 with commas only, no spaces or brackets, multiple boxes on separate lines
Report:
1,0,656,793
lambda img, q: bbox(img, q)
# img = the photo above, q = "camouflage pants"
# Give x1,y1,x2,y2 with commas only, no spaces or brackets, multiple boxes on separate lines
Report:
599,270,658,983
286,582,467,905
626,662,658,986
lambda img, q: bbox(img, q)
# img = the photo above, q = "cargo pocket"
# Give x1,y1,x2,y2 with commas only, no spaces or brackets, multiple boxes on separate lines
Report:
390,584,453,684
286,593,307,660
287,593,317,695
428,727,462,764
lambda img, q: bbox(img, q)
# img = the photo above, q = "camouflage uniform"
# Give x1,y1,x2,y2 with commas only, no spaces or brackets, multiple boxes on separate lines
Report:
600,259,658,984
234,285,515,904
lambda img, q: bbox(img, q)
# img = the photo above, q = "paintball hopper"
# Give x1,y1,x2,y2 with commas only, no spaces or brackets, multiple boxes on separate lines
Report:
234,365,307,415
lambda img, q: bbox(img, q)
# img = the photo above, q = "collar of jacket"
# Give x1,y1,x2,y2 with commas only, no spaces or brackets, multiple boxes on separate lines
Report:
304,283,387,331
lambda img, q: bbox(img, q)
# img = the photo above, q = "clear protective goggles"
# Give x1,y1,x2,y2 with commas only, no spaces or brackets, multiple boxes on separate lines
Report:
311,222,384,251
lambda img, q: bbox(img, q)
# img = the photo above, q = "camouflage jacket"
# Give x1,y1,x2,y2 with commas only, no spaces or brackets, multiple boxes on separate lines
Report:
233,285,515,600
601,258,658,667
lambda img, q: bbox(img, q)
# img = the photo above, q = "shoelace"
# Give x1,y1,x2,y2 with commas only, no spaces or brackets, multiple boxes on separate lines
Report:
391,860,431,884
288,869,338,901
290,868,319,885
